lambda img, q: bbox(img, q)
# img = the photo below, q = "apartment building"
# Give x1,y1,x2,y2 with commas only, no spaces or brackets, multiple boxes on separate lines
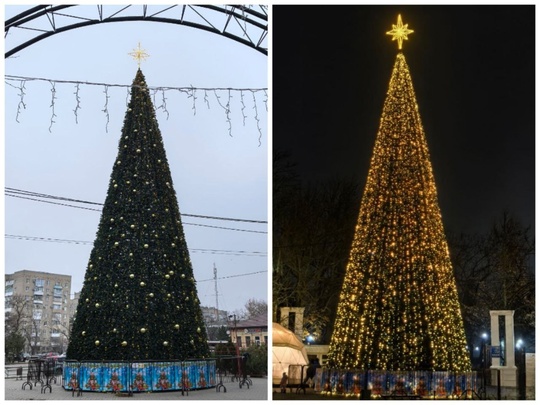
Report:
5,270,72,354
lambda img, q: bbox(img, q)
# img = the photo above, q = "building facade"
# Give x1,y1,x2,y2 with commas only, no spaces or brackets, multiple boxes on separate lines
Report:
229,313,268,348
5,270,72,354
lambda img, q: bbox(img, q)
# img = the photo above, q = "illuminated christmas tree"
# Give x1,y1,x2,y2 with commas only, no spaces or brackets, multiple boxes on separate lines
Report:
67,63,209,361
327,15,471,372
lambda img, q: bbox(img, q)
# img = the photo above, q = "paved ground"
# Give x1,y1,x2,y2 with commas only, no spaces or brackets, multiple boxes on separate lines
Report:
4,375,268,401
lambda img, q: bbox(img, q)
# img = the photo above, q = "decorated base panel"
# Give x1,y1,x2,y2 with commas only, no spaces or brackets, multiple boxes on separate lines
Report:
63,359,216,393
313,369,479,399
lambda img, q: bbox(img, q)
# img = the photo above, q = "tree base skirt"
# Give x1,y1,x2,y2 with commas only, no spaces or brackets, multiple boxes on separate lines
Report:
311,368,480,399
62,359,216,393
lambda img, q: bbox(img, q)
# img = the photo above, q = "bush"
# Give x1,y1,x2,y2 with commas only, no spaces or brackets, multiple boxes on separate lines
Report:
242,344,267,377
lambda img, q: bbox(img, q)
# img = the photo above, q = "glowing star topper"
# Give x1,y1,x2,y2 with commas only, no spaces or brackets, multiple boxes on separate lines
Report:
386,14,414,50
128,42,150,67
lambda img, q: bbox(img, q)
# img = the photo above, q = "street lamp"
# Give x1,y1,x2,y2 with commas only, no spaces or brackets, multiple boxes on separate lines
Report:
228,314,241,376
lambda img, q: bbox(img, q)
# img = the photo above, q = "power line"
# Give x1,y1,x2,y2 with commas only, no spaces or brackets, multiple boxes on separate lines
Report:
5,234,267,257
6,187,266,223
197,270,266,283
6,187,267,234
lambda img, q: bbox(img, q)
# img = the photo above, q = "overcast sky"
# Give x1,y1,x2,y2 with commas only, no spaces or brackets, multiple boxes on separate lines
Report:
273,5,535,237
4,5,268,315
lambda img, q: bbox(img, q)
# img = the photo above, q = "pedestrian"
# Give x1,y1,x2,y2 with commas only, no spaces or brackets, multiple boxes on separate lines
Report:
303,362,317,388
280,372,288,393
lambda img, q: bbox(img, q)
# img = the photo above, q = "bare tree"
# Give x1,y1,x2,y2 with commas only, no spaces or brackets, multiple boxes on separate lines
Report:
273,165,361,343
449,211,535,352
242,298,268,319
5,294,31,359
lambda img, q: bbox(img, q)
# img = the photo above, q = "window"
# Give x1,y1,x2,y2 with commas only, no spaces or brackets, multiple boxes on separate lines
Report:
245,336,251,347
236,336,242,348
255,336,261,346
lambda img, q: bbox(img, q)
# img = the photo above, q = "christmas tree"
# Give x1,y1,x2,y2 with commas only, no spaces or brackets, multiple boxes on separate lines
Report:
66,68,209,361
327,16,471,372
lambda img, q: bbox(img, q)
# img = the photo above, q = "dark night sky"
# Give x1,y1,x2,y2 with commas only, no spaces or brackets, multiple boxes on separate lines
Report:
272,5,535,236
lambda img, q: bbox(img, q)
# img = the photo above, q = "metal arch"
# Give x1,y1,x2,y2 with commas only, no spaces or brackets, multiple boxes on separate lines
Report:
5,4,268,58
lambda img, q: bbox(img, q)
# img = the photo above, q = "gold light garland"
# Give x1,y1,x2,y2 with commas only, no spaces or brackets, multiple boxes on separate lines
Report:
328,17,470,372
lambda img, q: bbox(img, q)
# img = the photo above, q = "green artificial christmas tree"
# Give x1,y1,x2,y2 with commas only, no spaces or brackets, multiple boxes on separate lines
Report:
67,68,209,361
327,16,471,372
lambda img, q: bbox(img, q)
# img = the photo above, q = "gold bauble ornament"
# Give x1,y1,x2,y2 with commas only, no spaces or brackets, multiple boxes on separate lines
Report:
95,340,100,346
130,274,134,278
169,271,174,275
82,331,86,336
140,282,146,287
121,341,128,347
174,324,180,330
149,293,154,298
197,327,201,333
163,341,169,346
140,328,147,333
181,274,185,279
131,224,135,229
95,303,100,308
144,244,149,248
165,275,170,279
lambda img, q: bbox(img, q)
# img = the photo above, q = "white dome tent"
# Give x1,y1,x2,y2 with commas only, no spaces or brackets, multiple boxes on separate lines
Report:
272,322,309,385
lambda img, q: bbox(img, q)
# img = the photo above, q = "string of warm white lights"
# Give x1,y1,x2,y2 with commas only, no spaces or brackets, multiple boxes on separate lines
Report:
5,75,268,144
328,52,471,373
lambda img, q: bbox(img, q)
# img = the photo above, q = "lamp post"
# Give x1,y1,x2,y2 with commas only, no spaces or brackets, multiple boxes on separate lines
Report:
516,338,527,399
228,314,241,376
479,332,489,398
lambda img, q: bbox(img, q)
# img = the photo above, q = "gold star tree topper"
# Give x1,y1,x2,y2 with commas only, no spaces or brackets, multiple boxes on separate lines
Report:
128,42,150,67
386,14,414,50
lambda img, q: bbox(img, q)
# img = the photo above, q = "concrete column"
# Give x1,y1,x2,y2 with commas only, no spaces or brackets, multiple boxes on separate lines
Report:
489,310,517,387
504,311,515,368
490,311,500,367
279,307,305,342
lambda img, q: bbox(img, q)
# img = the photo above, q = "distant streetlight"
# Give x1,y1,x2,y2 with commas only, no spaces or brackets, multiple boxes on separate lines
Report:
228,314,241,375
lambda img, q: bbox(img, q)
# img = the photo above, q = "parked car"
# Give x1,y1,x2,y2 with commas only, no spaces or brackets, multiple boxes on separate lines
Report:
46,354,66,375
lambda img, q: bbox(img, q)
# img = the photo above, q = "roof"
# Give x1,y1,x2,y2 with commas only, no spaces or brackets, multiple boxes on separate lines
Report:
231,313,267,329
